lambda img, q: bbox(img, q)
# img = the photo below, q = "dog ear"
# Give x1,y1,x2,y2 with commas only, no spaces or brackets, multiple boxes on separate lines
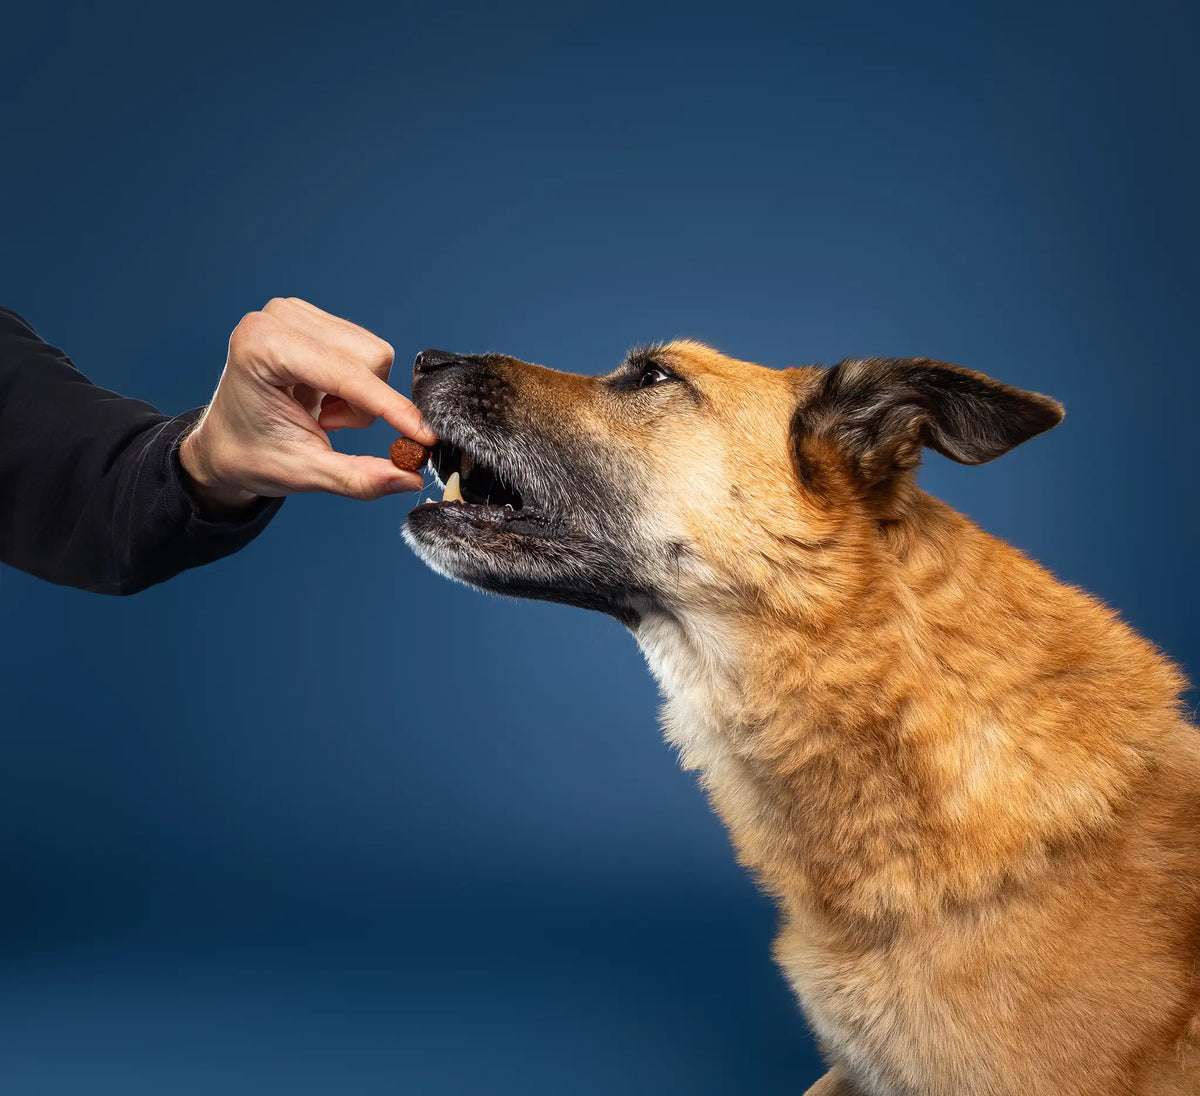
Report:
792,358,1064,489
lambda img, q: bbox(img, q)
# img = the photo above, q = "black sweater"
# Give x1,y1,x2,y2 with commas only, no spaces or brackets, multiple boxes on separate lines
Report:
0,307,282,594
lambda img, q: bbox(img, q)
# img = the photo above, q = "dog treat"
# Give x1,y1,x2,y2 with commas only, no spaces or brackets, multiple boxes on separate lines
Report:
390,437,431,472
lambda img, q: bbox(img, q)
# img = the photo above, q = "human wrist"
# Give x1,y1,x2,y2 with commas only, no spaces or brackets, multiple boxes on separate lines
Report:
179,422,260,516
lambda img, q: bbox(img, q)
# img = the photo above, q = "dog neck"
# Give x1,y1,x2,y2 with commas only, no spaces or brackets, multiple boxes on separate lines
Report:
633,491,1185,932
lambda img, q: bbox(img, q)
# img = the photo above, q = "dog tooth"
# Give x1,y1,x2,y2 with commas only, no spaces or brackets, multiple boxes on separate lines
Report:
504,503,514,511
442,471,463,503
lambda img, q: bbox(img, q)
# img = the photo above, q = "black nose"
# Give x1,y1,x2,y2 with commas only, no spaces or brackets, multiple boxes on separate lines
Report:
414,348,465,377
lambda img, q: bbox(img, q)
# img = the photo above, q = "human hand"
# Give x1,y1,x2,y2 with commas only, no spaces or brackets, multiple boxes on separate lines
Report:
179,297,435,514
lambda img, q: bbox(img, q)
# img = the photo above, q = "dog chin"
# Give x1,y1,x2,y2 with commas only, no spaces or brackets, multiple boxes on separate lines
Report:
403,515,646,620
402,517,516,589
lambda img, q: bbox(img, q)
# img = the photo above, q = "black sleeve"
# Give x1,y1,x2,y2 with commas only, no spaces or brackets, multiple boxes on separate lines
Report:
0,307,283,595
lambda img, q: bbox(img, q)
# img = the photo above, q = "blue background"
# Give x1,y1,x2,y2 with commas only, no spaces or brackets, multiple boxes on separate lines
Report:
1,1,1197,1092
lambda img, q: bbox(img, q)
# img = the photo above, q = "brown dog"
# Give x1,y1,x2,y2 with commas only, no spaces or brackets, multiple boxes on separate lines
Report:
404,342,1200,1095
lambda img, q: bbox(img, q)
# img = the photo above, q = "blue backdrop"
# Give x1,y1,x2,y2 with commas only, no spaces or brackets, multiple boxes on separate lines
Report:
1,2,1196,1092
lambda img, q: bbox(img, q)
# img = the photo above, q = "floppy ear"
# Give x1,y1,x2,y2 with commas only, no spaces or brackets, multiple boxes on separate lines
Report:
792,357,1064,488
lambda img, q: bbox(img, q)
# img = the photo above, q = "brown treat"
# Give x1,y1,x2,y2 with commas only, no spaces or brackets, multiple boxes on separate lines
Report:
390,437,431,472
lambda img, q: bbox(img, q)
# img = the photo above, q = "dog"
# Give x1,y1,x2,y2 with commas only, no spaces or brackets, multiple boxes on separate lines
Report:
403,342,1200,1095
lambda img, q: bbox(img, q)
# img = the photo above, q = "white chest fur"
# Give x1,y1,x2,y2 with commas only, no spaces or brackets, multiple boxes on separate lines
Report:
633,608,747,777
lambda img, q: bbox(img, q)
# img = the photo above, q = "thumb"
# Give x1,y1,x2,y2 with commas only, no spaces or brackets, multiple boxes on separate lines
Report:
303,451,424,501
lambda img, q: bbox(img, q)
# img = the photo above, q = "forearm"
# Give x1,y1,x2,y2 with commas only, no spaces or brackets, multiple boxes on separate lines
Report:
100,408,281,594
0,309,281,594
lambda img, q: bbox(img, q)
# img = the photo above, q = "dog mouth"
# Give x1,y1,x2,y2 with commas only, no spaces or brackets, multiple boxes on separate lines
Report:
431,441,524,509
402,354,643,619
412,438,562,537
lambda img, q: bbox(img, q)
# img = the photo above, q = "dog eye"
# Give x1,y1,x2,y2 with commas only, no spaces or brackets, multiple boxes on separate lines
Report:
636,364,674,388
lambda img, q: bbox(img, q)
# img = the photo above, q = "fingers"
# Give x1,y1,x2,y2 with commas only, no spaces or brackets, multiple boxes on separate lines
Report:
324,366,434,443
208,300,436,505
301,451,425,501
260,298,393,432
316,395,351,430
262,296,395,382
230,304,436,444
262,297,396,431
291,382,325,420
316,395,374,432
315,390,375,432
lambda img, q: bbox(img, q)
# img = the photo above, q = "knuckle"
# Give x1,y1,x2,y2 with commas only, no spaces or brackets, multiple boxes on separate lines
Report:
262,297,290,314
375,347,395,375
353,332,393,374
229,311,265,351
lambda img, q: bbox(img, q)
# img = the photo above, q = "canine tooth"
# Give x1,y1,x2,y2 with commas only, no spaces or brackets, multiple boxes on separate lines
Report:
461,453,475,478
504,503,514,511
442,471,463,503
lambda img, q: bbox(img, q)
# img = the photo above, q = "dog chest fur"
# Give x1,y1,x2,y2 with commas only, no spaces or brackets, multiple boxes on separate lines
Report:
635,509,1200,1096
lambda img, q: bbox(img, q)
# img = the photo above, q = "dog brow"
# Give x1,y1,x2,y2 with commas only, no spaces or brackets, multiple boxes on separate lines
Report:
623,344,668,370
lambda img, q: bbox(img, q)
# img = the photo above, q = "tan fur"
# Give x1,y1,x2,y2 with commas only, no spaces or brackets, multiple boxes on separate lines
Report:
417,341,1200,1095
637,345,1200,1095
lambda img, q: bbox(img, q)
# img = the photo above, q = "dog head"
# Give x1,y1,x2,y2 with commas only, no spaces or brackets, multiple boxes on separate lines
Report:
403,342,1063,625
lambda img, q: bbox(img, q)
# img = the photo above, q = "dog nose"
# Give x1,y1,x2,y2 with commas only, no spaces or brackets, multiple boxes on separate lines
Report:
413,349,465,377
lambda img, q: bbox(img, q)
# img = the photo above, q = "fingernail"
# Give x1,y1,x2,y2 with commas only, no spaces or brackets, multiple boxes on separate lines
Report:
386,477,415,494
